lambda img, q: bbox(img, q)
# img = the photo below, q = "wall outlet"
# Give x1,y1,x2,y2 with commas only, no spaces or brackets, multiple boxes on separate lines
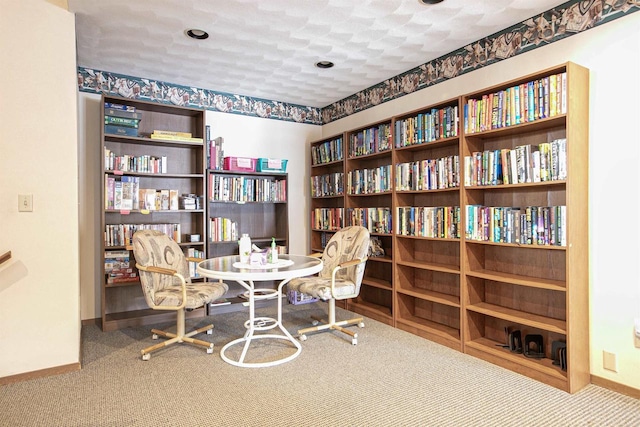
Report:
603,350,618,372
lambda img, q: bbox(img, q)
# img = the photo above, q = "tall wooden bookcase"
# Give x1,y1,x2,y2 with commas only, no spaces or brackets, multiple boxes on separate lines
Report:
100,95,207,331
344,120,394,326
392,98,462,350
308,62,589,393
460,62,589,393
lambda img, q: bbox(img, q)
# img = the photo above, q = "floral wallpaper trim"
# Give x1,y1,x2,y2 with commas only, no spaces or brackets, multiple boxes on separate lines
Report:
77,68,323,125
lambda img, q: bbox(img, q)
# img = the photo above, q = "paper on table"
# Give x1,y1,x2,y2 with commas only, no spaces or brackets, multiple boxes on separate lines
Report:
233,259,294,270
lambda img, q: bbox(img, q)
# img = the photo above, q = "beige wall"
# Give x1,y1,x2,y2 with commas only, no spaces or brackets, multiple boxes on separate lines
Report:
0,0,80,377
323,12,640,390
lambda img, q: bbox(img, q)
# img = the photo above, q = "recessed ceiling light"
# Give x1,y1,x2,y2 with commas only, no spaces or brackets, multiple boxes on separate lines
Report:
418,0,444,4
315,61,334,69
186,29,209,40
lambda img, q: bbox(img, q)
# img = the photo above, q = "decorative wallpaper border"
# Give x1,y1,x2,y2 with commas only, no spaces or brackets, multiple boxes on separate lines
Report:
78,68,323,125
78,0,639,126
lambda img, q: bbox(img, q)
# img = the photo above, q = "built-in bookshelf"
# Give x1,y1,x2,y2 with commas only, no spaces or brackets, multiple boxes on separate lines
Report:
460,62,589,393
100,95,207,332
206,169,289,311
308,62,589,393
345,120,394,326
392,98,463,351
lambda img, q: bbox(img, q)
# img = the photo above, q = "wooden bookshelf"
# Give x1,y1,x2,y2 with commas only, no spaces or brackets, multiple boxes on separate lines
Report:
392,97,462,350
460,62,589,393
100,95,207,331
308,62,589,393
344,119,394,326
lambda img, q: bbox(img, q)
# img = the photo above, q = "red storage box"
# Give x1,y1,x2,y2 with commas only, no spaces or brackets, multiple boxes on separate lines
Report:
223,156,256,172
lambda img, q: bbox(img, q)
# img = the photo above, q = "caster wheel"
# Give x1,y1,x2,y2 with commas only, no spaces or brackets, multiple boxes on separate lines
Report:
206,346,214,354
299,334,307,341
207,328,213,335
311,320,319,326
152,334,159,340
352,339,358,345
358,322,365,328
142,353,151,361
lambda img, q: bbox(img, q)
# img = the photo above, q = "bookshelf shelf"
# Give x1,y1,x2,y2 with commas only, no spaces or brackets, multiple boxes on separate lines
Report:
308,62,589,393
100,95,207,332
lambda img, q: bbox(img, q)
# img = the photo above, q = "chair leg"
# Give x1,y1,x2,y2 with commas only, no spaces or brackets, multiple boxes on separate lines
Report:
140,310,215,360
297,299,365,345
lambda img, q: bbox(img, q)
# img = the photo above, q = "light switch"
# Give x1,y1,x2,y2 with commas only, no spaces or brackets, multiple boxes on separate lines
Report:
18,194,33,212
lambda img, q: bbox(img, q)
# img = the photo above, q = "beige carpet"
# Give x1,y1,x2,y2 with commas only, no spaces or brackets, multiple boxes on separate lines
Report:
1,302,639,427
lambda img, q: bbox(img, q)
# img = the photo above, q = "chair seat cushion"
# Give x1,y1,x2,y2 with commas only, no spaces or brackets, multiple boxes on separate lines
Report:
154,281,228,309
287,277,356,301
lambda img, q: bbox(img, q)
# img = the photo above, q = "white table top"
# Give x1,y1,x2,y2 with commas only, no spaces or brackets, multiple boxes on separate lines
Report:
197,254,322,282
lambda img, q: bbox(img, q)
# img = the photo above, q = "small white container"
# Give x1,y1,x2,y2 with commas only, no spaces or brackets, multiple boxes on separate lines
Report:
239,234,251,264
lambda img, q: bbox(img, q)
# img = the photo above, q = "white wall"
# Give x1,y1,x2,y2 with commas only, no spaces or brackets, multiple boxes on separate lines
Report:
0,0,80,378
323,12,640,390
77,94,322,320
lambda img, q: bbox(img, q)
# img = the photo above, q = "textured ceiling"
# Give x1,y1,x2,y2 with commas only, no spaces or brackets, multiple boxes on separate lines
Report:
68,0,566,108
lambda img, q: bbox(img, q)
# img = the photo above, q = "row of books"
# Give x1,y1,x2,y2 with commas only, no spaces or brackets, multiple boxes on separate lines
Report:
465,205,566,246
311,137,343,166
394,105,459,148
346,165,392,195
104,147,168,174
209,217,238,242
349,123,392,157
311,208,344,231
104,223,181,247
311,172,344,197
396,206,461,239
105,175,183,211
464,138,567,186
208,175,287,202
149,129,203,143
395,155,460,191
104,102,141,137
464,72,567,134
345,207,393,234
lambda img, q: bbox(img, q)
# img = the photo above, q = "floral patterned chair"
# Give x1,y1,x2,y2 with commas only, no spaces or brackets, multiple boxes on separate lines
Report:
132,229,228,360
287,226,370,345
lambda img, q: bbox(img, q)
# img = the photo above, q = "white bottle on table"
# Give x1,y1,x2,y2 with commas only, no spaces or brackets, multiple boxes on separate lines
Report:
269,237,278,264
239,234,251,264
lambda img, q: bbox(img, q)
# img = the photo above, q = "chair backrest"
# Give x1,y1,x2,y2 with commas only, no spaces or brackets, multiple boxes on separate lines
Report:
132,229,190,307
320,226,370,289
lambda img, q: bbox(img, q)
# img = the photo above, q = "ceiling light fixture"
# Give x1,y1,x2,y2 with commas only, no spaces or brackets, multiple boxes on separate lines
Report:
315,61,334,69
418,0,444,4
185,29,209,40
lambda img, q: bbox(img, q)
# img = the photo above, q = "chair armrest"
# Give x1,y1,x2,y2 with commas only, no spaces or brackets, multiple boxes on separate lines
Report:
136,263,187,310
329,257,367,298
309,252,323,258
185,256,203,263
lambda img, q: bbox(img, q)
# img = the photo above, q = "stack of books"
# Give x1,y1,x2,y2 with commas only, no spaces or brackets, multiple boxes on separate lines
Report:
104,102,141,137
150,130,203,143
104,250,138,284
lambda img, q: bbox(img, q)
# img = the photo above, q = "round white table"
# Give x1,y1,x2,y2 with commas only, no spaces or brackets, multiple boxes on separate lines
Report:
197,254,323,368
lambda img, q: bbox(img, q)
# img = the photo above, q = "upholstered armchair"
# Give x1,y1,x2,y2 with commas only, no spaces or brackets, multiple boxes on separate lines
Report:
131,229,228,360
287,225,370,345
